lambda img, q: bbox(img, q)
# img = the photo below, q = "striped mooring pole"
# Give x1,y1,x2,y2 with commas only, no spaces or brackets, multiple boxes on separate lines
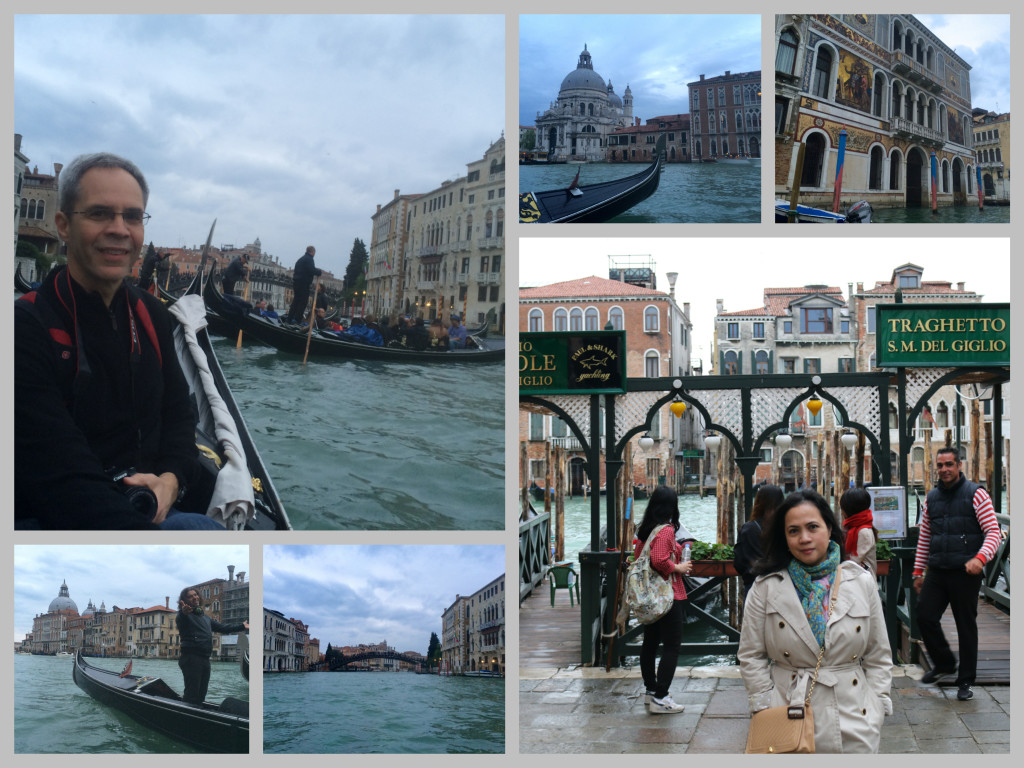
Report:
832,127,848,213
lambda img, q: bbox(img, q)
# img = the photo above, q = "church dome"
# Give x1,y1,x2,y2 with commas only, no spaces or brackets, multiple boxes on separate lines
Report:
606,81,623,109
559,45,606,93
48,580,79,614
82,599,97,617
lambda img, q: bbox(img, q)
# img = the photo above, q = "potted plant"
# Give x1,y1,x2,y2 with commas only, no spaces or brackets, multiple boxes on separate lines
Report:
687,541,738,577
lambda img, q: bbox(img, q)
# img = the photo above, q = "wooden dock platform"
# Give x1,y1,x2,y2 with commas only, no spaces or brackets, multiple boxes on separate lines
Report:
519,578,581,670
919,600,1011,685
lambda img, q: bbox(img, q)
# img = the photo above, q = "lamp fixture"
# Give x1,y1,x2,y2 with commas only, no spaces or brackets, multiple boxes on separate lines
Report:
775,433,793,451
704,433,722,452
840,432,858,450
807,396,823,416
670,401,687,418
639,432,655,449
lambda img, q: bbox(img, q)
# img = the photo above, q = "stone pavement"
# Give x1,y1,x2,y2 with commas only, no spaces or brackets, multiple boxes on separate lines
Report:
519,664,1010,754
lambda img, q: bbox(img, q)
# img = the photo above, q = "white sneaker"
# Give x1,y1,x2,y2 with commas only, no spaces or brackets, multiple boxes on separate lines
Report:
644,690,655,709
650,695,685,714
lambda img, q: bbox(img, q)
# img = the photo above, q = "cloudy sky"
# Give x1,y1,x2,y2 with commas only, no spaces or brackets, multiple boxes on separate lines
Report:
915,15,1011,112
263,545,505,655
519,15,761,127
14,545,248,642
13,14,504,277
519,239,1011,370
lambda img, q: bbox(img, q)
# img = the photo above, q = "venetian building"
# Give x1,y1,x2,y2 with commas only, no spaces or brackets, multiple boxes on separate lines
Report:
31,580,79,654
972,110,1010,202
687,71,762,160
468,574,505,676
775,14,976,210
534,45,634,161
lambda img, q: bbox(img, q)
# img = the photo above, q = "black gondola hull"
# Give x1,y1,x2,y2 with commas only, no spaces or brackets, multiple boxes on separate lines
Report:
520,135,665,223
73,651,248,753
203,272,503,363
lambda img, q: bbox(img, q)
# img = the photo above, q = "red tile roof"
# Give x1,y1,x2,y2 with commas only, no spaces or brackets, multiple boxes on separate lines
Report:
860,281,976,296
520,275,667,300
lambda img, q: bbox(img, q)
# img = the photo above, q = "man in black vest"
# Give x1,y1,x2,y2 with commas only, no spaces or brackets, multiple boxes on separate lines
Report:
912,447,1001,700
176,586,249,704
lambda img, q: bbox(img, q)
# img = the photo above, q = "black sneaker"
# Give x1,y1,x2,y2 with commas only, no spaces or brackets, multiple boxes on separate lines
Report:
957,685,974,701
921,667,956,684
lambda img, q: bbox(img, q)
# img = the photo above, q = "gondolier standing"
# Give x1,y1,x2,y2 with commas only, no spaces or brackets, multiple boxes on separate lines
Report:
177,587,249,705
284,245,321,324
222,252,249,296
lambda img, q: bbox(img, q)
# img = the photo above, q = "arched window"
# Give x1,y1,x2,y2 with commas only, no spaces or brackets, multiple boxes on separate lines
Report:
695,139,702,158
28,199,37,219
553,307,568,332
643,306,659,332
812,47,833,99
891,81,903,119
608,306,624,330
484,211,493,238
35,200,44,219
873,73,885,118
942,160,950,193
869,146,884,190
889,149,902,190
776,29,799,74
723,350,738,375
495,209,504,238
801,132,827,187
19,198,27,218
584,307,599,330
755,350,770,374
569,307,583,331
645,351,660,378
465,214,472,240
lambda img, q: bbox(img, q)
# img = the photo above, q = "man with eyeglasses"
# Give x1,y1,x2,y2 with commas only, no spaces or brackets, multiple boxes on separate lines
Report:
912,447,1001,700
14,152,223,529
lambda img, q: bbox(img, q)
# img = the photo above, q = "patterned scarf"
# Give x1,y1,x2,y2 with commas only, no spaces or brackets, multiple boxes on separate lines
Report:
788,541,840,647
844,510,873,556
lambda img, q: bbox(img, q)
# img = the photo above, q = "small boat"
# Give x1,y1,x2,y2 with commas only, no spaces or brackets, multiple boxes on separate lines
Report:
203,269,504,363
520,134,665,223
56,650,73,657
73,651,248,753
717,155,751,165
775,199,872,223
15,264,36,294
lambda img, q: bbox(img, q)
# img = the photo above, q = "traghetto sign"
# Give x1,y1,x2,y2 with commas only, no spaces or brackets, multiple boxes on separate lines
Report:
875,303,1009,367
519,331,627,395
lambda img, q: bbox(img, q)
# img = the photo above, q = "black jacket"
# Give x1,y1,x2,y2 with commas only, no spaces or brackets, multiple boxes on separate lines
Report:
293,251,321,288
177,609,247,657
223,256,248,287
14,266,197,529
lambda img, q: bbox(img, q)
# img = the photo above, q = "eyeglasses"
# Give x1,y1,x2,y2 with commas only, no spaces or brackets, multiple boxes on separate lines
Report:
71,207,151,226
935,461,959,468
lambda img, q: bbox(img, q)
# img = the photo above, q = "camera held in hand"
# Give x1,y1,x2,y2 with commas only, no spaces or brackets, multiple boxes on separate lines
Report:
108,468,158,520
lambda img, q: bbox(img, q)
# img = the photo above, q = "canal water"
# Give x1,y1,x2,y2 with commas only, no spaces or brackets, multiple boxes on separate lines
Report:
869,204,1010,223
263,671,505,753
211,336,504,530
14,654,248,753
520,161,761,223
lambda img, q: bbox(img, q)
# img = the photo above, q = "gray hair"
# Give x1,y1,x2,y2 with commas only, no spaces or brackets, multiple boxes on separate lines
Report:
58,152,149,214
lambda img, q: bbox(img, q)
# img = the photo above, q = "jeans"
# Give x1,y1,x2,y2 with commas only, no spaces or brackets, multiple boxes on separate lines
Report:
159,509,226,530
640,599,687,698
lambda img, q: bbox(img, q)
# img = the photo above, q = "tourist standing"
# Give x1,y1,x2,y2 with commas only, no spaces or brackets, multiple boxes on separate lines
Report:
913,447,1001,700
840,487,878,577
734,484,784,593
285,245,321,324
633,486,693,714
738,490,892,752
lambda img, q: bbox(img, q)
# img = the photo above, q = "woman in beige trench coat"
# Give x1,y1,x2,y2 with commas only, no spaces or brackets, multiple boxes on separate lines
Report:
738,489,893,753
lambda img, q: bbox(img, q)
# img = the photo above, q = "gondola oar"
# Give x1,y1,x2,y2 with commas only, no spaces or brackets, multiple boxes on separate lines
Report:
302,274,321,366
236,271,251,349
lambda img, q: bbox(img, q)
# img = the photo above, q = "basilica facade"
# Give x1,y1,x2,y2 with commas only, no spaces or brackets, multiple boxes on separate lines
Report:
534,45,634,161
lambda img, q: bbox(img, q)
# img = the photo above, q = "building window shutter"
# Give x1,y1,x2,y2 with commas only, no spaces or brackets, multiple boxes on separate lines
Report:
737,354,743,375
769,351,774,373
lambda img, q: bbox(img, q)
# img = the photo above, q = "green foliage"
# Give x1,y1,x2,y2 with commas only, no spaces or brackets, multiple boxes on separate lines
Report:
16,239,50,278
343,238,369,294
689,541,734,561
875,539,893,560
426,631,442,669
521,129,536,151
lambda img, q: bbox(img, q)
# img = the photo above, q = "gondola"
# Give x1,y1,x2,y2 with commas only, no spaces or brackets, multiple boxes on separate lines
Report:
73,651,248,753
172,269,290,530
774,199,872,223
15,264,35,294
203,269,504,363
520,134,665,223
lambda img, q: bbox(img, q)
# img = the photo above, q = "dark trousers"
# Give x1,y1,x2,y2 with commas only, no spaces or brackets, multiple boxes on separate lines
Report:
286,284,311,323
179,653,212,704
223,278,237,296
640,599,686,698
917,568,984,685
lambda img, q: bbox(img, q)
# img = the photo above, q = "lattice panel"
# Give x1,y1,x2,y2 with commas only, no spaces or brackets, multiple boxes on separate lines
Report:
688,389,744,438
750,387,807,440
904,368,955,411
615,392,662,443
826,386,883,435
534,395,596,444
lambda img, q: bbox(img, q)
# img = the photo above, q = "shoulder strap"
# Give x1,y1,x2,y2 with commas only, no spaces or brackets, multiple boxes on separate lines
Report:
16,289,90,407
127,288,163,369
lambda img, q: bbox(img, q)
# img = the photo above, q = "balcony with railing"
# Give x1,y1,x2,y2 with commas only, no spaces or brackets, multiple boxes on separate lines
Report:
473,271,502,285
891,52,943,93
477,236,504,250
912,425,970,442
551,435,583,451
891,116,944,147
973,133,1001,147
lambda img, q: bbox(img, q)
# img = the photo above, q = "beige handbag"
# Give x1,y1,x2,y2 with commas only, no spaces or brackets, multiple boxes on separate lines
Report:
744,566,841,754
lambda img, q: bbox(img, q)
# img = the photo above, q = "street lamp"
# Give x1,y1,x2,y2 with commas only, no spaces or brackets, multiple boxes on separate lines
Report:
639,432,655,450
840,432,858,451
704,432,722,452
775,433,793,451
